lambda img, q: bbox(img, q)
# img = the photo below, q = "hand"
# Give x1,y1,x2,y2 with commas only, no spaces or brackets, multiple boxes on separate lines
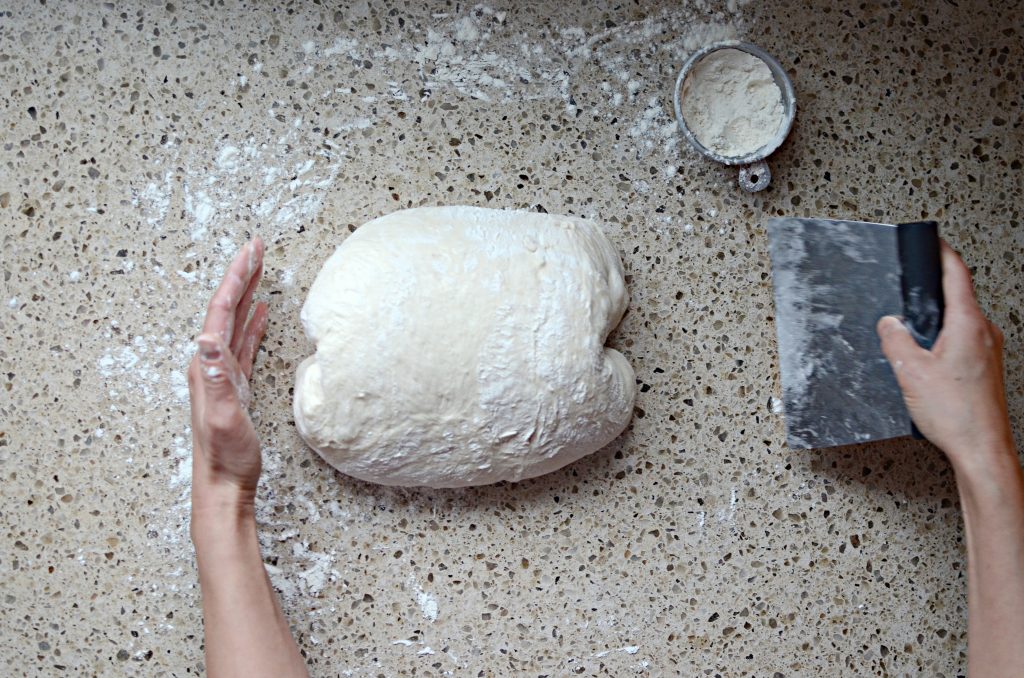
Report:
188,239,270,519
876,240,1015,476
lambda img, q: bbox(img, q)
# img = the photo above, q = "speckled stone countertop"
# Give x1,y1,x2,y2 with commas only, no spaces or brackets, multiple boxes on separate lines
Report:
2,1,1021,675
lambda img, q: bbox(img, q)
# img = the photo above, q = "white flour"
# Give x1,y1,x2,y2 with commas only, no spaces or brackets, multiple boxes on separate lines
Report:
680,47,784,157
308,4,746,159
180,122,349,244
409,576,440,622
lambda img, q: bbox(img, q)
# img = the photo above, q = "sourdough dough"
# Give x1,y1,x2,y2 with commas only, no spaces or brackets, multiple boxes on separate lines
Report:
293,206,635,488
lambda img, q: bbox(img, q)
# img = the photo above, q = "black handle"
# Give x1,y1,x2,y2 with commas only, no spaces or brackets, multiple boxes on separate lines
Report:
897,221,944,439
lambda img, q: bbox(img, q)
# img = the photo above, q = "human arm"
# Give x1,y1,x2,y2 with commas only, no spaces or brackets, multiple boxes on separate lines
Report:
877,241,1023,677
187,238,309,678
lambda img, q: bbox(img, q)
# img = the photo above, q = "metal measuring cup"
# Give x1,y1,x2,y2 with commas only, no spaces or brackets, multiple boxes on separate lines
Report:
673,41,796,192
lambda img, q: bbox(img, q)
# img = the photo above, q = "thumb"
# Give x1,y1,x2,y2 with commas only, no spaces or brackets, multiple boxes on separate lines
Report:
876,316,929,377
196,334,245,415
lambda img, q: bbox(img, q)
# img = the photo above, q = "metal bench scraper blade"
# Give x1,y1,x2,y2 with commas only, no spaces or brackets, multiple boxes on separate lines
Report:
766,218,942,449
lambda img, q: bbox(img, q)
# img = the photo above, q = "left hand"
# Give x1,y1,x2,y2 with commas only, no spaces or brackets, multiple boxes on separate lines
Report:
188,238,270,519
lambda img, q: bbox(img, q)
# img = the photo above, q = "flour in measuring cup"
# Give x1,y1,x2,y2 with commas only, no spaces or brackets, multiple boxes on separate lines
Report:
680,47,785,158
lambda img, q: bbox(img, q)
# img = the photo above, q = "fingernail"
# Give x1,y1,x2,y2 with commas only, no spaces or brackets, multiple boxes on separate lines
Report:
879,316,905,332
197,336,222,363
246,241,257,274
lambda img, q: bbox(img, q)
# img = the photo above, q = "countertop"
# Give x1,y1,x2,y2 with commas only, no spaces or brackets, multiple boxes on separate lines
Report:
1,0,1021,675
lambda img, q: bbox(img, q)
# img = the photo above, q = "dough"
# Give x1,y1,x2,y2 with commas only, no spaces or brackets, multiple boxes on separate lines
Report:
293,206,635,488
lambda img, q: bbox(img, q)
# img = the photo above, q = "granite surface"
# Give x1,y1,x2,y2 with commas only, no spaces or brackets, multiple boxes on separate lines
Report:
1,0,1021,675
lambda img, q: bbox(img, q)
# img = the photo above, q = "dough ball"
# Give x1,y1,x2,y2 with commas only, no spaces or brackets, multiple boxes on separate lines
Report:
293,206,635,488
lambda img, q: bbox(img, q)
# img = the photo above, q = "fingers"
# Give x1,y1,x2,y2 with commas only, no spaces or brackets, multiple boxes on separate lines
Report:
237,302,270,381
230,239,265,356
202,240,262,346
196,333,238,404
939,240,982,318
877,316,930,384
196,333,251,416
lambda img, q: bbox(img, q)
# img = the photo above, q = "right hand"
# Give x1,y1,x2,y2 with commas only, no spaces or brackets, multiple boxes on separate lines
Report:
876,241,1015,476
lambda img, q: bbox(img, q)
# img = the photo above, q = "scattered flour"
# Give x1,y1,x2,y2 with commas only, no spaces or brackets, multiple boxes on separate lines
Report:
307,3,746,158
96,329,196,551
716,486,739,523
131,170,173,227
292,541,340,596
593,645,642,658
95,281,335,607
408,577,440,622
418,590,439,622
97,333,193,408
119,102,360,558
182,120,349,245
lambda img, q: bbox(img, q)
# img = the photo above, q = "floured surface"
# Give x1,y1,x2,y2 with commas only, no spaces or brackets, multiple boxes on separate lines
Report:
2,1,1021,676
294,206,635,487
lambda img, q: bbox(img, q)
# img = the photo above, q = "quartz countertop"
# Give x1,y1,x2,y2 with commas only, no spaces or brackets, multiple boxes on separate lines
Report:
1,0,1021,675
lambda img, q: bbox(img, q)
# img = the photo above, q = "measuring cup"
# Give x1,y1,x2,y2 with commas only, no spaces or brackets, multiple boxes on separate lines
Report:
673,41,796,192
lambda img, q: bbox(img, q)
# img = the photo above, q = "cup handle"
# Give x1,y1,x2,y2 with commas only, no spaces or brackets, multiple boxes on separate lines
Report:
738,161,771,192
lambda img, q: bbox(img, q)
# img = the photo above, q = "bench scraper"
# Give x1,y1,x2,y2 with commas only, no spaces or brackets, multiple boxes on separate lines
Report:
766,218,943,449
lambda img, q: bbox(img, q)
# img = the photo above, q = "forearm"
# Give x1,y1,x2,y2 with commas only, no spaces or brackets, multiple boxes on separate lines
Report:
953,445,1024,678
192,501,308,678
